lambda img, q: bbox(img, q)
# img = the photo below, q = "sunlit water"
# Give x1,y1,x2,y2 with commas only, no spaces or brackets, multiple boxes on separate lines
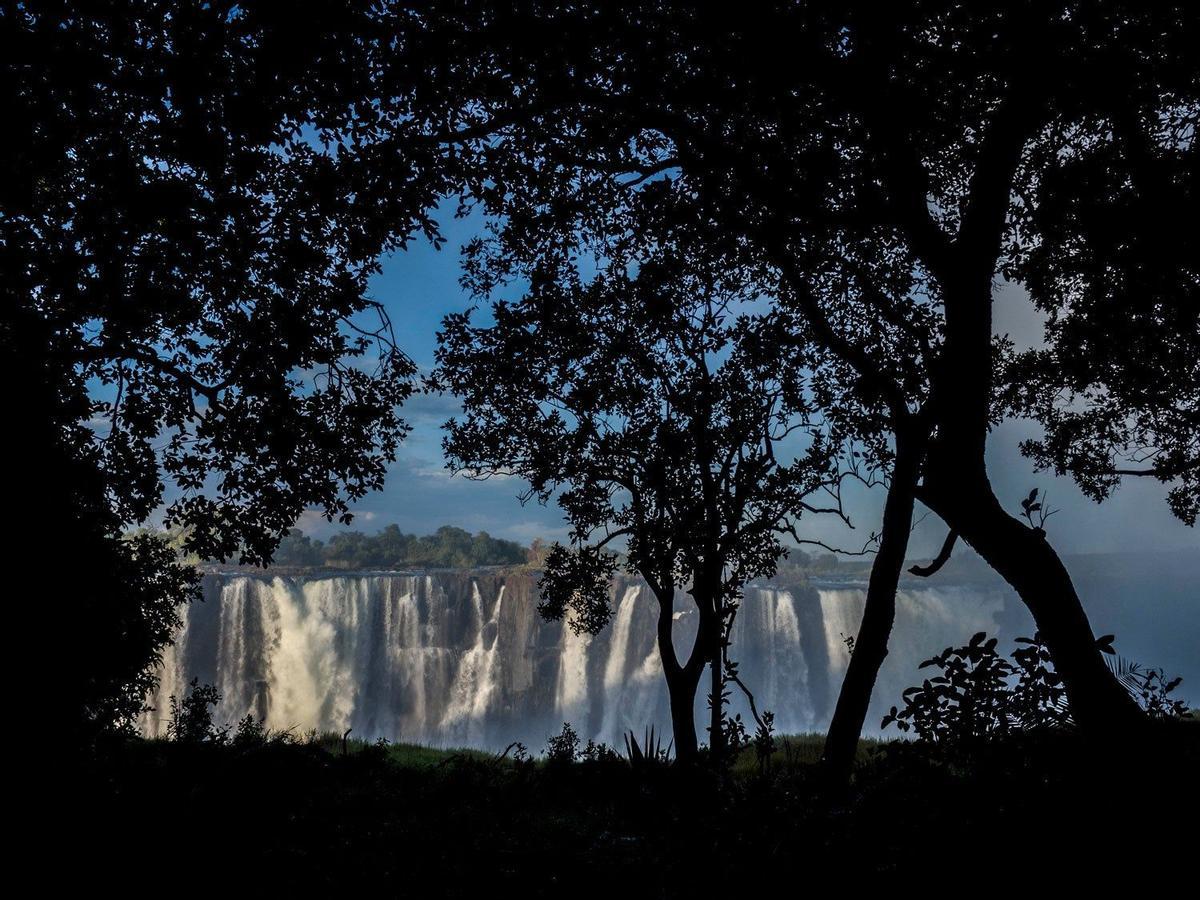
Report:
143,571,1009,749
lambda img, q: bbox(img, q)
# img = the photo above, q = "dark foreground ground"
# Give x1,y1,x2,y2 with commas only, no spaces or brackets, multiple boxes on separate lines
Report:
50,727,1198,893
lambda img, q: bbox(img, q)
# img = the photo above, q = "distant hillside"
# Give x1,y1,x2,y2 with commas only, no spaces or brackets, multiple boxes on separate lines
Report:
269,525,530,570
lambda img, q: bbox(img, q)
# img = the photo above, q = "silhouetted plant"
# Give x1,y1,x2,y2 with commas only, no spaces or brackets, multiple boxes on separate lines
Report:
437,221,848,764
885,633,1189,744
720,713,750,761
1105,657,1192,720
546,722,581,765
355,736,394,765
1018,487,1059,534
231,714,268,749
624,727,672,771
1009,634,1071,730
580,739,621,764
167,679,228,744
882,632,1014,744
497,741,531,764
753,711,777,775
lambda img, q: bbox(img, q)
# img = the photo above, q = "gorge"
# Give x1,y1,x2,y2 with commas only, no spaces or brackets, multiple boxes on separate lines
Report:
142,553,1198,750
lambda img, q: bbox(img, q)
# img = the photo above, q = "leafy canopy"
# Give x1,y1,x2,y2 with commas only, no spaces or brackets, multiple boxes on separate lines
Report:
396,0,1199,523
437,215,846,634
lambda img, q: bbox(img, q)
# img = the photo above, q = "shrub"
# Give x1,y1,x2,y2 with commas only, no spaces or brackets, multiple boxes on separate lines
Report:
580,739,621,763
884,632,1190,746
167,679,228,744
882,632,1017,744
1106,657,1193,720
545,722,580,764
231,714,268,749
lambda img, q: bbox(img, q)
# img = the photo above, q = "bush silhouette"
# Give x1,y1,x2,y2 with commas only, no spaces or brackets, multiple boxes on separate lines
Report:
884,633,1190,745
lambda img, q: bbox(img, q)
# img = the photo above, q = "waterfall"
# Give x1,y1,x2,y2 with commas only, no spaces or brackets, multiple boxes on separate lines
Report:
441,582,504,743
554,614,593,725
817,588,867,681
730,588,814,733
142,572,1011,749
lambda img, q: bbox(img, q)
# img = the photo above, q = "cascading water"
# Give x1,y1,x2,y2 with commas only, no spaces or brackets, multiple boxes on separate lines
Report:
143,571,1009,749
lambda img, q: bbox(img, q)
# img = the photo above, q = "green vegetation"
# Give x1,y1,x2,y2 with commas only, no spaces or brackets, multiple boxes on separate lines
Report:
269,527,843,574
62,672,1195,891
265,524,530,570
304,730,872,774
69,723,1197,892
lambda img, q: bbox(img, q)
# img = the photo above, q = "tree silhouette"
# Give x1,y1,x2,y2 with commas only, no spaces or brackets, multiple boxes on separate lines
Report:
393,1,1197,773
1000,102,1198,524
5,2,441,737
436,230,846,762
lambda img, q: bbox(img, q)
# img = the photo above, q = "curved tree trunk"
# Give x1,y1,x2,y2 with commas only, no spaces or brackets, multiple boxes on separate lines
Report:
822,433,921,783
922,479,1144,728
925,257,1143,730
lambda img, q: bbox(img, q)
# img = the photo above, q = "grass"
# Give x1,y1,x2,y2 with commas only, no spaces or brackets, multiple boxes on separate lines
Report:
61,723,1197,893
304,730,498,768
728,732,883,775
302,729,881,776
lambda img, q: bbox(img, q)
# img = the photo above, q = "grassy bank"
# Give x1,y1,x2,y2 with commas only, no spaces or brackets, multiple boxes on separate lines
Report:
53,724,1197,893
303,729,876,772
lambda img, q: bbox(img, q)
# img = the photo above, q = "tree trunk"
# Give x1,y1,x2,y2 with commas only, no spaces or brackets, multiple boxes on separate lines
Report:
922,480,1144,728
709,636,724,759
926,258,1143,730
822,433,921,783
665,663,702,763
653,587,704,763
694,579,725,761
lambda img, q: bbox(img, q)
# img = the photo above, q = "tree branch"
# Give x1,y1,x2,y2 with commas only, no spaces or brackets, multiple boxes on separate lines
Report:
908,529,958,577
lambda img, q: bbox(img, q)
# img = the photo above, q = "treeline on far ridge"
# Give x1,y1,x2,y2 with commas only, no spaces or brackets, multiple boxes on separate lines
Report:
266,526,843,575
271,524,530,570
130,523,843,575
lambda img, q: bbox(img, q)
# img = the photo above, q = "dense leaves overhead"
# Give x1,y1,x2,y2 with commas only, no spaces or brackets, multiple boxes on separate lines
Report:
438,239,846,627
398,0,1197,748
1003,105,1200,522
435,200,852,755
4,1,455,735
4,1,464,564
392,0,1199,523
8,0,1197,740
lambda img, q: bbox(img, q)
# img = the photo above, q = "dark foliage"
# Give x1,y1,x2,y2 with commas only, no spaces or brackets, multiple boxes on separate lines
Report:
1002,96,1200,523
167,679,227,744
436,218,848,761
884,633,1189,745
1105,656,1193,721
62,725,1200,892
397,0,1197,768
623,726,673,772
545,722,581,765
580,738,621,765
4,2,450,737
230,714,269,750
7,1,425,564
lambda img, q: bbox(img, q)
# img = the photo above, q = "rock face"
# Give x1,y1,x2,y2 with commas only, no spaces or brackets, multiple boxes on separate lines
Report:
143,571,1008,749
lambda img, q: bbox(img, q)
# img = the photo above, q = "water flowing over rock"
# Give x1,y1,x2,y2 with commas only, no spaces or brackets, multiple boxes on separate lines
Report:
143,571,1010,749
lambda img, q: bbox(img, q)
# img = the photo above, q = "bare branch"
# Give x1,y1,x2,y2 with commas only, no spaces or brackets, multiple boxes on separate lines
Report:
908,530,958,578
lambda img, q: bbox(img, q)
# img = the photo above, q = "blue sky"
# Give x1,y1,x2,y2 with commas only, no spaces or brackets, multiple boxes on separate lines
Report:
289,206,1198,558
